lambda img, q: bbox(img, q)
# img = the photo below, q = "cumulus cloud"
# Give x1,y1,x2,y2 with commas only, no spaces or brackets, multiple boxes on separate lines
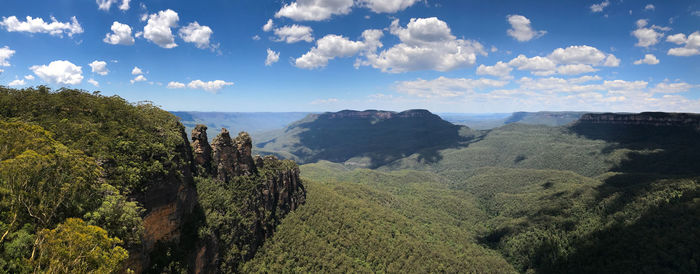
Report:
275,0,354,21
358,0,418,13
96,0,130,11
143,9,179,48
265,48,280,66
187,80,233,93
89,60,109,75
0,46,15,67
167,81,185,89
130,75,147,84
8,79,25,86
651,81,694,93
632,19,668,47
310,98,339,104
0,15,83,37
295,33,371,69
132,66,143,75
506,45,619,76
395,76,509,98
274,0,419,21
506,15,546,42
361,18,485,73
179,22,213,49
88,78,99,87
273,25,314,43
590,1,610,12
633,53,660,65
666,31,700,56
476,61,512,78
644,4,655,11
262,19,274,32
103,21,135,45
30,60,83,85
24,75,34,80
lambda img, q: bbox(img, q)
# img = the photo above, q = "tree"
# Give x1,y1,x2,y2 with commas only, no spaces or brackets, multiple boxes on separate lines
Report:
34,218,128,273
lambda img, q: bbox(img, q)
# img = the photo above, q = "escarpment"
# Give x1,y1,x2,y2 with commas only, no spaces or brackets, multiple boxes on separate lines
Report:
190,125,306,273
576,112,700,128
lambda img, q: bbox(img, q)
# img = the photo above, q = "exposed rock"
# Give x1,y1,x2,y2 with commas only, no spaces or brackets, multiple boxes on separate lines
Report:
256,156,306,238
577,112,700,129
126,125,199,273
191,124,213,175
212,128,238,182
234,132,257,176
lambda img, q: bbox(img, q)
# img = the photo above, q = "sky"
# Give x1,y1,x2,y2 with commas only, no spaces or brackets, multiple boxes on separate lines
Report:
0,0,699,113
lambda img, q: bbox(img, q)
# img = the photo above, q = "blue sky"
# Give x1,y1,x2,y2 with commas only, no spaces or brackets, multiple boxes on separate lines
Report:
1,0,699,112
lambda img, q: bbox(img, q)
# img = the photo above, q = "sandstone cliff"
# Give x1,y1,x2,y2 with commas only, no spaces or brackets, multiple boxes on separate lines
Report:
577,112,700,128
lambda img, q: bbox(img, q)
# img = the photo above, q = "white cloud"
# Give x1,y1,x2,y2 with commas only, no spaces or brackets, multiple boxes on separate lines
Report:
644,4,655,11
88,78,99,87
632,19,668,47
130,75,147,84
0,46,15,67
476,61,512,78
395,76,509,98
310,98,339,104
0,16,83,37
651,82,693,93
358,0,418,13
265,48,280,66
179,22,213,49
103,21,135,45
273,25,314,43
89,60,109,75
30,60,83,85
362,18,485,73
96,0,130,11
143,9,179,48
8,79,25,86
556,64,598,75
633,54,660,65
666,31,700,56
590,0,610,12
167,81,185,89
187,80,233,93
295,33,369,69
252,35,261,41
275,0,354,21
132,66,143,75
262,19,274,32
506,14,546,42
504,45,618,76
24,75,34,80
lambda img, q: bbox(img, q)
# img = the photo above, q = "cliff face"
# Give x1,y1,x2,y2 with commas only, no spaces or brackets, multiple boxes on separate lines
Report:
577,112,700,128
127,125,199,273
192,124,213,175
192,127,306,273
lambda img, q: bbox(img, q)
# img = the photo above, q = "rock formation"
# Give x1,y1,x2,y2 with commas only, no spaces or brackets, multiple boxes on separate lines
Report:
191,124,212,175
211,129,259,182
577,112,700,128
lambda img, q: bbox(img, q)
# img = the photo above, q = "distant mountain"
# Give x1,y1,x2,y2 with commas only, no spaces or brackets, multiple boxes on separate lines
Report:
256,109,478,167
505,111,589,126
170,111,312,140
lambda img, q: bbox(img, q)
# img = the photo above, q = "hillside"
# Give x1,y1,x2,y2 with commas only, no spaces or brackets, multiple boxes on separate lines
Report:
255,109,477,168
0,87,305,273
245,112,700,273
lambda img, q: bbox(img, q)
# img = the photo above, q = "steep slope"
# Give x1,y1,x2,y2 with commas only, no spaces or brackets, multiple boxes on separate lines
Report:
256,109,476,167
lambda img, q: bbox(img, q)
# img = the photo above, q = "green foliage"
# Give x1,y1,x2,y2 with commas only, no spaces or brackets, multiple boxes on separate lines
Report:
0,86,190,194
84,184,145,248
35,218,128,273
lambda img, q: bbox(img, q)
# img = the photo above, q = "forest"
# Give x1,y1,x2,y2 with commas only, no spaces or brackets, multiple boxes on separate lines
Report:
1,86,698,273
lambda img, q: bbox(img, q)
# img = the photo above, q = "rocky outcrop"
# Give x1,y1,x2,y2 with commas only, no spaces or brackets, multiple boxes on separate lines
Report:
126,125,199,273
191,124,212,175
211,129,257,182
576,112,700,128
256,156,306,238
